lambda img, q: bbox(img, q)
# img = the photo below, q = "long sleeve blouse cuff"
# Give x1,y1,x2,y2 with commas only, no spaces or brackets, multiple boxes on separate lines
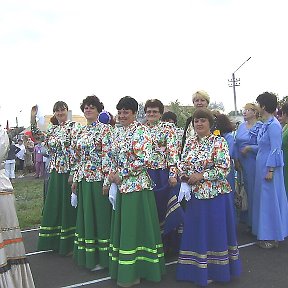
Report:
169,166,178,178
266,148,284,167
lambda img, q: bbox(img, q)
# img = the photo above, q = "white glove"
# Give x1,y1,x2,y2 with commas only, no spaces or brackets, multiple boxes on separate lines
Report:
109,183,118,210
178,182,191,202
71,193,77,208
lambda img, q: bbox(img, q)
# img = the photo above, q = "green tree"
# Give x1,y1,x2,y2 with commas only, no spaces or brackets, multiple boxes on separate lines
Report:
278,95,288,107
208,101,225,112
168,100,193,128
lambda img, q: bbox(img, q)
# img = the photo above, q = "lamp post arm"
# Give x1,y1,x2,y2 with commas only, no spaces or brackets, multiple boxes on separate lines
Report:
234,57,251,74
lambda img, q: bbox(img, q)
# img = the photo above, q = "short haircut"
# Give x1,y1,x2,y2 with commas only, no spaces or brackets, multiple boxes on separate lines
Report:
192,108,214,128
215,114,235,134
144,99,164,114
116,96,138,113
244,103,260,118
80,95,104,113
256,92,278,113
192,90,210,104
162,111,177,124
53,101,68,113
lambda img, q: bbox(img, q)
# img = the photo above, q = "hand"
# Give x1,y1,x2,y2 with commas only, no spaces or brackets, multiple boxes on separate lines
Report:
265,171,273,181
168,177,177,187
103,185,109,195
113,173,122,185
68,175,73,185
234,160,242,172
71,182,77,193
241,146,251,157
108,172,116,183
187,173,203,185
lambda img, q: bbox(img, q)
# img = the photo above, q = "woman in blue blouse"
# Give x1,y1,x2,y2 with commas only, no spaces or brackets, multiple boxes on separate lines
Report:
253,92,288,248
234,103,262,228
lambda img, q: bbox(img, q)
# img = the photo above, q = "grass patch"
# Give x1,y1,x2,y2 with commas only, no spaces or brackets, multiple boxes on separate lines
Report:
13,178,44,229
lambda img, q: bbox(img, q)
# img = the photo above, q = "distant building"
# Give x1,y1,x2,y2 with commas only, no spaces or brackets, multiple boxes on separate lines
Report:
38,110,86,130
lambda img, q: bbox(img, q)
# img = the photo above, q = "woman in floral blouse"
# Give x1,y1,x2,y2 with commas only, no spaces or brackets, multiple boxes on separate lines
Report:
70,95,112,270
177,108,241,286
144,99,183,254
108,96,165,287
31,101,81,255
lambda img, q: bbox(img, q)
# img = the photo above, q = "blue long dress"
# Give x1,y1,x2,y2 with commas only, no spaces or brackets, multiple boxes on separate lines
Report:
223,132,236,196
234,121,262,227
252,117,288,240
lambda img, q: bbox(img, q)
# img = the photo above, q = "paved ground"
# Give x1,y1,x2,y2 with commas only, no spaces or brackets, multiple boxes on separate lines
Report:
22,223,288,288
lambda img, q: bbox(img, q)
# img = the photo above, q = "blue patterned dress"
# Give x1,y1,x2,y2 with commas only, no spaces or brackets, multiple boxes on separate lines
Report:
252,117,288,240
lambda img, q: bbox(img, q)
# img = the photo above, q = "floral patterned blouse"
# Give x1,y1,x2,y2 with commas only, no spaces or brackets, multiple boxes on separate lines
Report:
70,121,112,186
31,121,81,173
110,121,153,194
145,120,180,178
178,133,231,199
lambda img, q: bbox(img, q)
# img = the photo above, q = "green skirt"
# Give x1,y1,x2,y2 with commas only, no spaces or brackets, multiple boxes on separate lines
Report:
109,189,166,285
37,170,77,255
73,180,111,269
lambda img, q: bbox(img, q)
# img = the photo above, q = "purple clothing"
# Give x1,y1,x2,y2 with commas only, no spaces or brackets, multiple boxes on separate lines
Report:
34,144,44,163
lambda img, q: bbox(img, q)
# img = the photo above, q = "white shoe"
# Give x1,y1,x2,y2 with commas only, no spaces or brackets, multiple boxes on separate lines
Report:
91,264,104,271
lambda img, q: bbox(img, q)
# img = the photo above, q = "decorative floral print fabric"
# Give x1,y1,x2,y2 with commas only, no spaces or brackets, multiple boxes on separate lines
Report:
178,134,231,199
146,121,180,177
70,121,112,186
31,121,81,173
110,121,153,193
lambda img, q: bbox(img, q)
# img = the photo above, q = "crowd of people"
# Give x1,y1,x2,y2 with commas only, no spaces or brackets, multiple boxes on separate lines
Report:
2,90,288,287
4,135,46,182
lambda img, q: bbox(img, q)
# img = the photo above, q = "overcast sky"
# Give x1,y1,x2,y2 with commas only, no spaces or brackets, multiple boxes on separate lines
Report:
0,0,287,128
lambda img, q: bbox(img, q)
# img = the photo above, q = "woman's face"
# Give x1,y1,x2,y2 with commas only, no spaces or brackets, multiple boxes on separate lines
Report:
194,117,211,137
193,97,208,108
243,108,257,121
83,105,99,123
145,106,161,124
54,108,68,124
118,109,135,127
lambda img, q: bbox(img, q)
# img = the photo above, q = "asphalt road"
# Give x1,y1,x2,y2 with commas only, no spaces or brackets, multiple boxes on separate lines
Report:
22,223,288,288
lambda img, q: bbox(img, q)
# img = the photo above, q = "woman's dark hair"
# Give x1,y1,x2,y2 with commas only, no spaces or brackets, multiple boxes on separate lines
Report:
116,96,138,113
282,102,288,116
144,99,164,114
256,92,278,113
50,115,59,125
162,111,177,124
192,108,214,128
277,108,283,116
53,101,68,113
80,95,104,113
214,114,235,134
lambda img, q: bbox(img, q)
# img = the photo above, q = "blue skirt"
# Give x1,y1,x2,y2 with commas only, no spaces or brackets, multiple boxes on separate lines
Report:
148,169,184,252
177,193,241,286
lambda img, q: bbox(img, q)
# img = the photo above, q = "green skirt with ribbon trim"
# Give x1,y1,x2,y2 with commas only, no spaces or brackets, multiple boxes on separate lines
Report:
73,180,111,269
37,170,77,255
109,189,166,285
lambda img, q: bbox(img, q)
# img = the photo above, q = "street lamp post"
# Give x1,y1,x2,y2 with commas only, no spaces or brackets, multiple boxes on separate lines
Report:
228,57,251,115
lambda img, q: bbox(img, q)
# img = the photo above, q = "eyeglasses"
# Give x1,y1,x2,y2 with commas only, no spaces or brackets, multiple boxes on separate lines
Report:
146,110,160,114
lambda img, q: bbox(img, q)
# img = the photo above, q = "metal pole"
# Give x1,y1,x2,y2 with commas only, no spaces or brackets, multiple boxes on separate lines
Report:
232,73,237,115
